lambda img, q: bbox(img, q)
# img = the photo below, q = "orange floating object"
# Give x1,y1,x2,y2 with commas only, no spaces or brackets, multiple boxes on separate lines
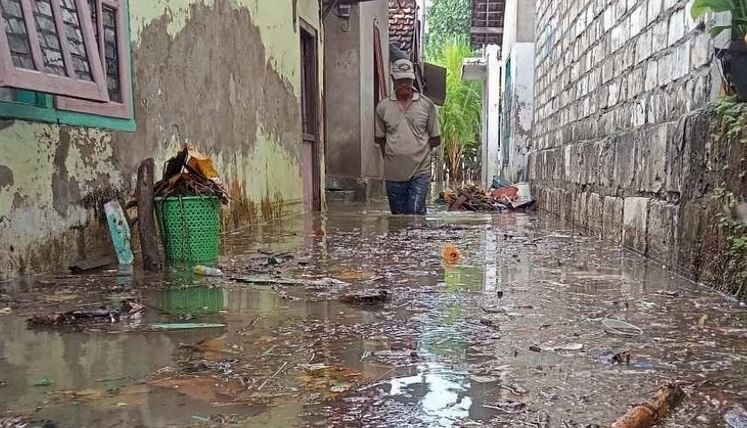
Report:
441,243,462,265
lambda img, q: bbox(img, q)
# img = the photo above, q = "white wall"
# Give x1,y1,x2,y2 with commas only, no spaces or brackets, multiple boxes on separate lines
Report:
483,45,501,187
501,42,535,182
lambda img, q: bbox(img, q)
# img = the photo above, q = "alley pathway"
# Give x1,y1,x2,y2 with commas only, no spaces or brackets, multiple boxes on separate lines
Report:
0,203,745,427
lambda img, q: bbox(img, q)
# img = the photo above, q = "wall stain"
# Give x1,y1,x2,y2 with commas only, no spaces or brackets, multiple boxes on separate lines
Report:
114,0,302,173
0,165,13,188
51,129,81,217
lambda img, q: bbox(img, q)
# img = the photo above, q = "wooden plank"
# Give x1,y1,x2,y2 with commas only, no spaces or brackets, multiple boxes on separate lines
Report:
137,158,161,272
104,200,134,265
449,194,469,211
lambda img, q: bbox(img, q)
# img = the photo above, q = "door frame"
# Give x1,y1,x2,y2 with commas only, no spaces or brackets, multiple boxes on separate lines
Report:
299,19,321,211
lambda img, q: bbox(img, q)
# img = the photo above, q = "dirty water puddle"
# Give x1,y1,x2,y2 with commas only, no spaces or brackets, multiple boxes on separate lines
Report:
0,203,745,427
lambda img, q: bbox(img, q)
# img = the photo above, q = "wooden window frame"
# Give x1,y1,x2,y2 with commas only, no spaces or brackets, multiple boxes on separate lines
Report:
56,0,130,118
0,0,109,102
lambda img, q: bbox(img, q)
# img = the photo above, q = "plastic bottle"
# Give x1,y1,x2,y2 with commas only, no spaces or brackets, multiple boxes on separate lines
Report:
194,265,224,277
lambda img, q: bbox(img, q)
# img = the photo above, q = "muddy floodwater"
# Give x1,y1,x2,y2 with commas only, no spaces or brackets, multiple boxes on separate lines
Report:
1,202,746,427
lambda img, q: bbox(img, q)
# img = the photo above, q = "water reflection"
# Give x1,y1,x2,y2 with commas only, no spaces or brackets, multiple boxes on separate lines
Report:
387,363,472,428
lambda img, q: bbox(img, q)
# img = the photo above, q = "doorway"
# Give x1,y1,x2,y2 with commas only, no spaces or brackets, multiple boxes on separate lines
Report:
300,21,321,212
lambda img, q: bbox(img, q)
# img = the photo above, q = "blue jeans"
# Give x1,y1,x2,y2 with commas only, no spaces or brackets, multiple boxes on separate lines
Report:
386,175,429,215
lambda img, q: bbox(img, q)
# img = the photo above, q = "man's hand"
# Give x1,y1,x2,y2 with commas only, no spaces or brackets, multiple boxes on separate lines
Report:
429,136,442,149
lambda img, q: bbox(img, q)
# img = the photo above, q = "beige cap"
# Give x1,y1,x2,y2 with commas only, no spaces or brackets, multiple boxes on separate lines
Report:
391,59,416,80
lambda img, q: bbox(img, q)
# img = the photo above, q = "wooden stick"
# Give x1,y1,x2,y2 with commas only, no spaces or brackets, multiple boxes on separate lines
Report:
137,158,161,272
612,384,686,428
257,361,288,391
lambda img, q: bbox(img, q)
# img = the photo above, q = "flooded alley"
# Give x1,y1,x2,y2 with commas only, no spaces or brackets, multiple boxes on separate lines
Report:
1,203,746,428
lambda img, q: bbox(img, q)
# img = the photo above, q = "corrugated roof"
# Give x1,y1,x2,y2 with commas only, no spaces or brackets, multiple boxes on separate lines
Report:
389,0,417,52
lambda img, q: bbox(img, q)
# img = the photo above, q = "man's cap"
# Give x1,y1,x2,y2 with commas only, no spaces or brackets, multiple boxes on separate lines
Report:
391,59,416,80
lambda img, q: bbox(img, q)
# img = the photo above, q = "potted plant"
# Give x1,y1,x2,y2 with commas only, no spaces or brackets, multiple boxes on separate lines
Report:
692,0,747,101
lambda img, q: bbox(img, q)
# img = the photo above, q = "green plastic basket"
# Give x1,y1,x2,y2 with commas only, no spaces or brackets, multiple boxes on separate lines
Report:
154,196,221,263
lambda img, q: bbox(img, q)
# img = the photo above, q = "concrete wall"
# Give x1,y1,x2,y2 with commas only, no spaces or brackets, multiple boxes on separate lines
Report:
481,45,501,188
500,42,535,182
502,0,536,49
0,0,324,279
324,0,388,197
530,0,746,295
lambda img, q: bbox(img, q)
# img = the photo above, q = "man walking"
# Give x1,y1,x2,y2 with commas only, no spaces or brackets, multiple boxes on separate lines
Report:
375,59,441,215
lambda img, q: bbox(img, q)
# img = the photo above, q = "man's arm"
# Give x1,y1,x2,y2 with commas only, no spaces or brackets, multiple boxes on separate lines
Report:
376,137,387,157
426,101,442,149
375,104,387,158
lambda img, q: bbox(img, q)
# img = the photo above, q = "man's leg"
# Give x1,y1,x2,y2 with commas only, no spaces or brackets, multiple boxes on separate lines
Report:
386,180,409,215
406,175,430,215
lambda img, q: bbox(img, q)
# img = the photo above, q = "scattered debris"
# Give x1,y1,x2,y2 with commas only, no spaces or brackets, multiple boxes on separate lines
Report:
529,345,543,353
230,276,347,287
339,290,389,306
32,377,54,387
27,300,144,328
193,265,224,277
541,343,584,352
442,182,536,212
149,376,253,404
298,364,364,398
611,384,686,428
470,375,499,384
725,405,747,428
150,323,226,330
68,253,117,274
483,400,527,414
603,318,643,337
599,350,632,365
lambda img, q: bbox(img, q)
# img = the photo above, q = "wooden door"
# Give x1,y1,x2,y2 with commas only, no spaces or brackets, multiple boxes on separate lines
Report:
300,22,321,212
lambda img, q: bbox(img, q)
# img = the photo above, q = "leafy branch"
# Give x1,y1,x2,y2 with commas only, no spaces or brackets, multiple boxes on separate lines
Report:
691,0,747,39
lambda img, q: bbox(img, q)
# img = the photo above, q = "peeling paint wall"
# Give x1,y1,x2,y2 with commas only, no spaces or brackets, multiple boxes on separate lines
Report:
0,0,324,280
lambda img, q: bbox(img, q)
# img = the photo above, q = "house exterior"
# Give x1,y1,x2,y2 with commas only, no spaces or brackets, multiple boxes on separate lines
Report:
0,0,325,280
324,0,390,200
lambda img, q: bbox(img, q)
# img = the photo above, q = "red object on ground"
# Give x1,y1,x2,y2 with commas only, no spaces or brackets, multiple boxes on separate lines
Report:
491,186,519,200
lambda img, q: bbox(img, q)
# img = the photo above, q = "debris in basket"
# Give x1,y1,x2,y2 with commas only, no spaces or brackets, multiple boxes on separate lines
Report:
154,145,229,204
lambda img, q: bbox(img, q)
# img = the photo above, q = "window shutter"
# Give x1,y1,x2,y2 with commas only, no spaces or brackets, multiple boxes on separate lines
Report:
0,0,109,102
56,0,130,117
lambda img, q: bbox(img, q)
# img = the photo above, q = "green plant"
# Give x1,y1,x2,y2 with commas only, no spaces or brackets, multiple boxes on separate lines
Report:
432,37,482,181
425,0,472,61
691,0,747,39
714,188,747,297
714,96,747,144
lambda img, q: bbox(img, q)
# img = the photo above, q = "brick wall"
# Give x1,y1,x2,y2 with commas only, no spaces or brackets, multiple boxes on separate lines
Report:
529,0,746,294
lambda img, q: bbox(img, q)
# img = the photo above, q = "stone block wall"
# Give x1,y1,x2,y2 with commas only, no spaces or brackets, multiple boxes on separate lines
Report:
530,0,747,295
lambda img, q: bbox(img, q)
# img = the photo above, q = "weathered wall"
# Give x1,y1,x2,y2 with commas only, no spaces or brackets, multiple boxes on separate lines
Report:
324,1,388,198
530,0,746,294
325,6,363,180
0,0,324,279
500,42,535,182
